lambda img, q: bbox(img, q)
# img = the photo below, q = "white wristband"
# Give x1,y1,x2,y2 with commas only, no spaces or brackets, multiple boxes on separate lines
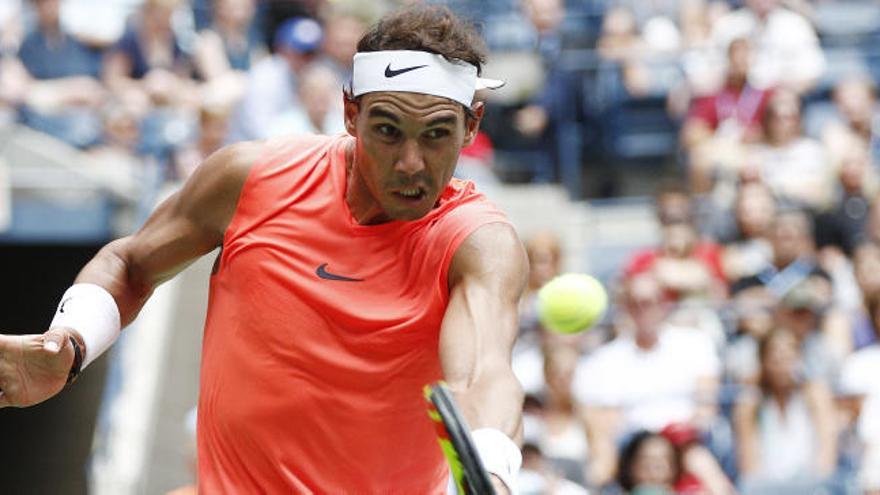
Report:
471,428,522,495
50,283,121,369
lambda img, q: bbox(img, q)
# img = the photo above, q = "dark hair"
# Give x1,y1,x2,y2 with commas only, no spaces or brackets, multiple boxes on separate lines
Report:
617,430,680,491
865,288,880,339
356,5,488,75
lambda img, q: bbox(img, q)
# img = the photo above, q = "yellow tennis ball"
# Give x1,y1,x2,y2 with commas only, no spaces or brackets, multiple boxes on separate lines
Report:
537,273,608,334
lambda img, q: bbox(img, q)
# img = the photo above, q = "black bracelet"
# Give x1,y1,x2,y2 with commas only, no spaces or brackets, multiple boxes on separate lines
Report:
67,336,83,385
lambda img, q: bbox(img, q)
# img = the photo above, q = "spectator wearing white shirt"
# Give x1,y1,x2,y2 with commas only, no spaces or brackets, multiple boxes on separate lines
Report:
733,328,837,487
747,89,833,210
573,273,721,486
711,0,825,93
839,291,880,494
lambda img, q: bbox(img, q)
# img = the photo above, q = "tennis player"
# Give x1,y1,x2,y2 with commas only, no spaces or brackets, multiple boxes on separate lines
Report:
0,5,525,494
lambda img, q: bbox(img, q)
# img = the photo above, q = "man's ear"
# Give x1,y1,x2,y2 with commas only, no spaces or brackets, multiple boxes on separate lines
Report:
463,101,485,147
343,92,359,137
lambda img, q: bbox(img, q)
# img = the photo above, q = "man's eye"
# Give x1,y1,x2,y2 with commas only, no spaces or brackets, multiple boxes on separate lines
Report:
425,128,450,139
375,124,399,137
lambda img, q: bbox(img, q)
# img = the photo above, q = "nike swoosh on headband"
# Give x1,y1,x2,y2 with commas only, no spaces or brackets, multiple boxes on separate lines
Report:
384,63,429,78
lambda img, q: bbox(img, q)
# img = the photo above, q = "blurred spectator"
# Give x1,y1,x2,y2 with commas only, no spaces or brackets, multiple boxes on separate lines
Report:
815,145,877,257
59,0,134,48
87,100,143,164
532,346,589,480
511,0,581,183
624,183,726,304
522,231,563,329
679,0,728,52
83,100,152,202
226,16,322,142
732,328,837,485
720,182,776,281
514,231,563,397
319,6,369,81
173,101,231,179
684,37,772,196
454,130,501,192
0,0,23,52
821,76,880,167
839,291,880,494
711,0,825,93
267,62,344,137
746,89,832,210
191,0,264,108
673,0,731,109
573,273,721,486
519,444,589,495
103,0,197,116
659,421,734,494
193,0,263,77
0,49,29,123
724,278,776,385
615,431,679,494
761,209,821,283
848,243,880,351
730,210,845,384
15,0,106,148
773,279,841,381
596,5,672,98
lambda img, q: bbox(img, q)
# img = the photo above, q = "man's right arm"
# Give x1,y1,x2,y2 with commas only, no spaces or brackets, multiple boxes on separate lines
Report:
0,141,262,408
75,142,260,326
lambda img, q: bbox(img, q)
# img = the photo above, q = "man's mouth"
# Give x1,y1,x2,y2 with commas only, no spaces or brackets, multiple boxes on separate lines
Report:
393,186,427,203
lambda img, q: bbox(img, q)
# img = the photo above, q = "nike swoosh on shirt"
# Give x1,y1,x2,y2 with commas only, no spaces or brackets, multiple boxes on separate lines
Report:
384,63,429,78
316,263,364,282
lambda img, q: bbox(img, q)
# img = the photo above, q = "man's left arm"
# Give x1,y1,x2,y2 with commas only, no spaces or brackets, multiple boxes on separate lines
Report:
440,222,529,493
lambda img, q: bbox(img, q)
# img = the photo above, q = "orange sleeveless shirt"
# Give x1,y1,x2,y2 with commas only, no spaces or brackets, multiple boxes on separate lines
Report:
197,134,509,493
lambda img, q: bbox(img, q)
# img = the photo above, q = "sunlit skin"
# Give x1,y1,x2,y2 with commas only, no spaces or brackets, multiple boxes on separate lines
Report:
343,91,484,225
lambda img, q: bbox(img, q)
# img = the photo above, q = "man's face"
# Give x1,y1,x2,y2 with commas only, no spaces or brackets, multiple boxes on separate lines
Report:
344,91,482,222
746,0,777,17
34,0,60,27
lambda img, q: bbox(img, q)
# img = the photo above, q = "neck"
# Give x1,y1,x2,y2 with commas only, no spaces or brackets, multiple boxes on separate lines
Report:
635,330,658,350
728,74,747,89
770,387,792,408
40,21,62,37
546,393,573,413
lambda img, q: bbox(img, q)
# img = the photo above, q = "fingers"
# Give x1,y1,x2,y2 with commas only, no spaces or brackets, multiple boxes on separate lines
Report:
0,390,8,409
42,328,68,354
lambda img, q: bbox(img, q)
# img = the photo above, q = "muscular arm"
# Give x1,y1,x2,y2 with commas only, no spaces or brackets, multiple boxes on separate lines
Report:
75,142,260,327
0,142,260,408
440,222,528,440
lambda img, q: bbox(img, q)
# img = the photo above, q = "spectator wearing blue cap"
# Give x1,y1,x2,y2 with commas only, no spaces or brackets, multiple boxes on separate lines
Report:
226,16,323,142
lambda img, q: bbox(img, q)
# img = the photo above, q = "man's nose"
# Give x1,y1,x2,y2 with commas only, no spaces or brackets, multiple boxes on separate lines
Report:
395,139,426,176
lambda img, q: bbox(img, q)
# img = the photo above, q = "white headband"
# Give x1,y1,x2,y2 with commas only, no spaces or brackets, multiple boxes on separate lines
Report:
351,50,504,107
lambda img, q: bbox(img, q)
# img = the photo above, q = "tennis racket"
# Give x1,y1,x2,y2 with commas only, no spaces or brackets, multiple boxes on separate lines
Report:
424,382,496,495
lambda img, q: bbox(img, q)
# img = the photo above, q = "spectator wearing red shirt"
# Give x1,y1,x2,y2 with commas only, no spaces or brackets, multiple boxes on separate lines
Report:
624,182,727,303
683,37,773,194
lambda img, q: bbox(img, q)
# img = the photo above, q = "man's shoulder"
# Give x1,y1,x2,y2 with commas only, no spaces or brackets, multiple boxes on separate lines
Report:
768,7,815,31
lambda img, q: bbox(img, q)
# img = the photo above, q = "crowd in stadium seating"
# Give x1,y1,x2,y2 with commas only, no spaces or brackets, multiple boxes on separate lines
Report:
0,0,374,188
509,1,880,493
3,0,880,494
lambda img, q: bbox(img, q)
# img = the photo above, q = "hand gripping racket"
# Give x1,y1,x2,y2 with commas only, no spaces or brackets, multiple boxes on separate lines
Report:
424,382,496,495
